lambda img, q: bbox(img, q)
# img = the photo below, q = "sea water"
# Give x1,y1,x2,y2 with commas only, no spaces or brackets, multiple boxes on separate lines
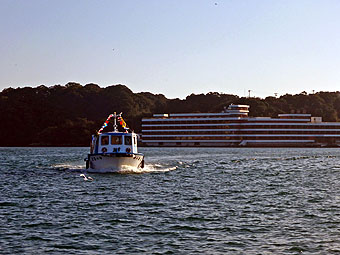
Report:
1,147,340,254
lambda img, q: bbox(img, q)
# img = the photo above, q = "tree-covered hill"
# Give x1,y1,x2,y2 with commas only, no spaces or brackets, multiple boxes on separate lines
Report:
1,83,340,146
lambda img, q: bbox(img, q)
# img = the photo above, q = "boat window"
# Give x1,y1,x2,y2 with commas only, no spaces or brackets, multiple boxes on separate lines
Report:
101,136,109,145
124,136,132,145
111,135,122,145
133,136,137,145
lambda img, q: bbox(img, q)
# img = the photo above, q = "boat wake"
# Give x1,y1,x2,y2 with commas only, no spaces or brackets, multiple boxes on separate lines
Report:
117,164,178,174
52,163,86,172
52,163,177,174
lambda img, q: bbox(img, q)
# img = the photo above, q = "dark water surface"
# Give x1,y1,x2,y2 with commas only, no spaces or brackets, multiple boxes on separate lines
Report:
1,147,340,254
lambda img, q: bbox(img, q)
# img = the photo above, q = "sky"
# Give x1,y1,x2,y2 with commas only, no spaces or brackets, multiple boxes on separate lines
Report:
1,0,340,99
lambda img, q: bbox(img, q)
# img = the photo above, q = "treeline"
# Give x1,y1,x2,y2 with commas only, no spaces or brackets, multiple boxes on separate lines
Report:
1,82,340,146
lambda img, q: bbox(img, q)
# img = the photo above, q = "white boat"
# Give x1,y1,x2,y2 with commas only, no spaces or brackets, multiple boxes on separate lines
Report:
85,112,144,173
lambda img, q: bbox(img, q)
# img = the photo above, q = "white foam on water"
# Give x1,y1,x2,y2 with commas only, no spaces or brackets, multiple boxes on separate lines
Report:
53,163,84,169
117,164,178,174
53,162,178,174
51,163,87,173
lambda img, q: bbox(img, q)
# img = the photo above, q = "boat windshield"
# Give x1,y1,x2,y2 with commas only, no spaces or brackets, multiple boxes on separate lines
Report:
111,135,122,145
124,136,132,145
101,136,109,145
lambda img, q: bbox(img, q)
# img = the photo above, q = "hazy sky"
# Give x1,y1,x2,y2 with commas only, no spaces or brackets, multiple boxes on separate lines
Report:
1,0,340,99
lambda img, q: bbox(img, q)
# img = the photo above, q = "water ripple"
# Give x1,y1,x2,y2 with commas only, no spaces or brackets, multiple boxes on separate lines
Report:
1,147,340,254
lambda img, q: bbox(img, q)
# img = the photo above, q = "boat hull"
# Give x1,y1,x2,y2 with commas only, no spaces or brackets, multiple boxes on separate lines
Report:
86,153,144,173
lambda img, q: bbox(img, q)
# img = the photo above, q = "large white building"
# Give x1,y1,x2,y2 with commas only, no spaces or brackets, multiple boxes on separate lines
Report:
141,104,340,147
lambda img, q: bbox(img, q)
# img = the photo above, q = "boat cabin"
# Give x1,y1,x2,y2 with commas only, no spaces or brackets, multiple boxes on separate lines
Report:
92,132,138,154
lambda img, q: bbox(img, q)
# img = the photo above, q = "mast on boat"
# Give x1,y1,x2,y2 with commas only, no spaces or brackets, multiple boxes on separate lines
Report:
113,112,118,132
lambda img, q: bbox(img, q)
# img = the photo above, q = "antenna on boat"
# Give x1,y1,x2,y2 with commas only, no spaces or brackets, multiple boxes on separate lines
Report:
113,112,118,132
